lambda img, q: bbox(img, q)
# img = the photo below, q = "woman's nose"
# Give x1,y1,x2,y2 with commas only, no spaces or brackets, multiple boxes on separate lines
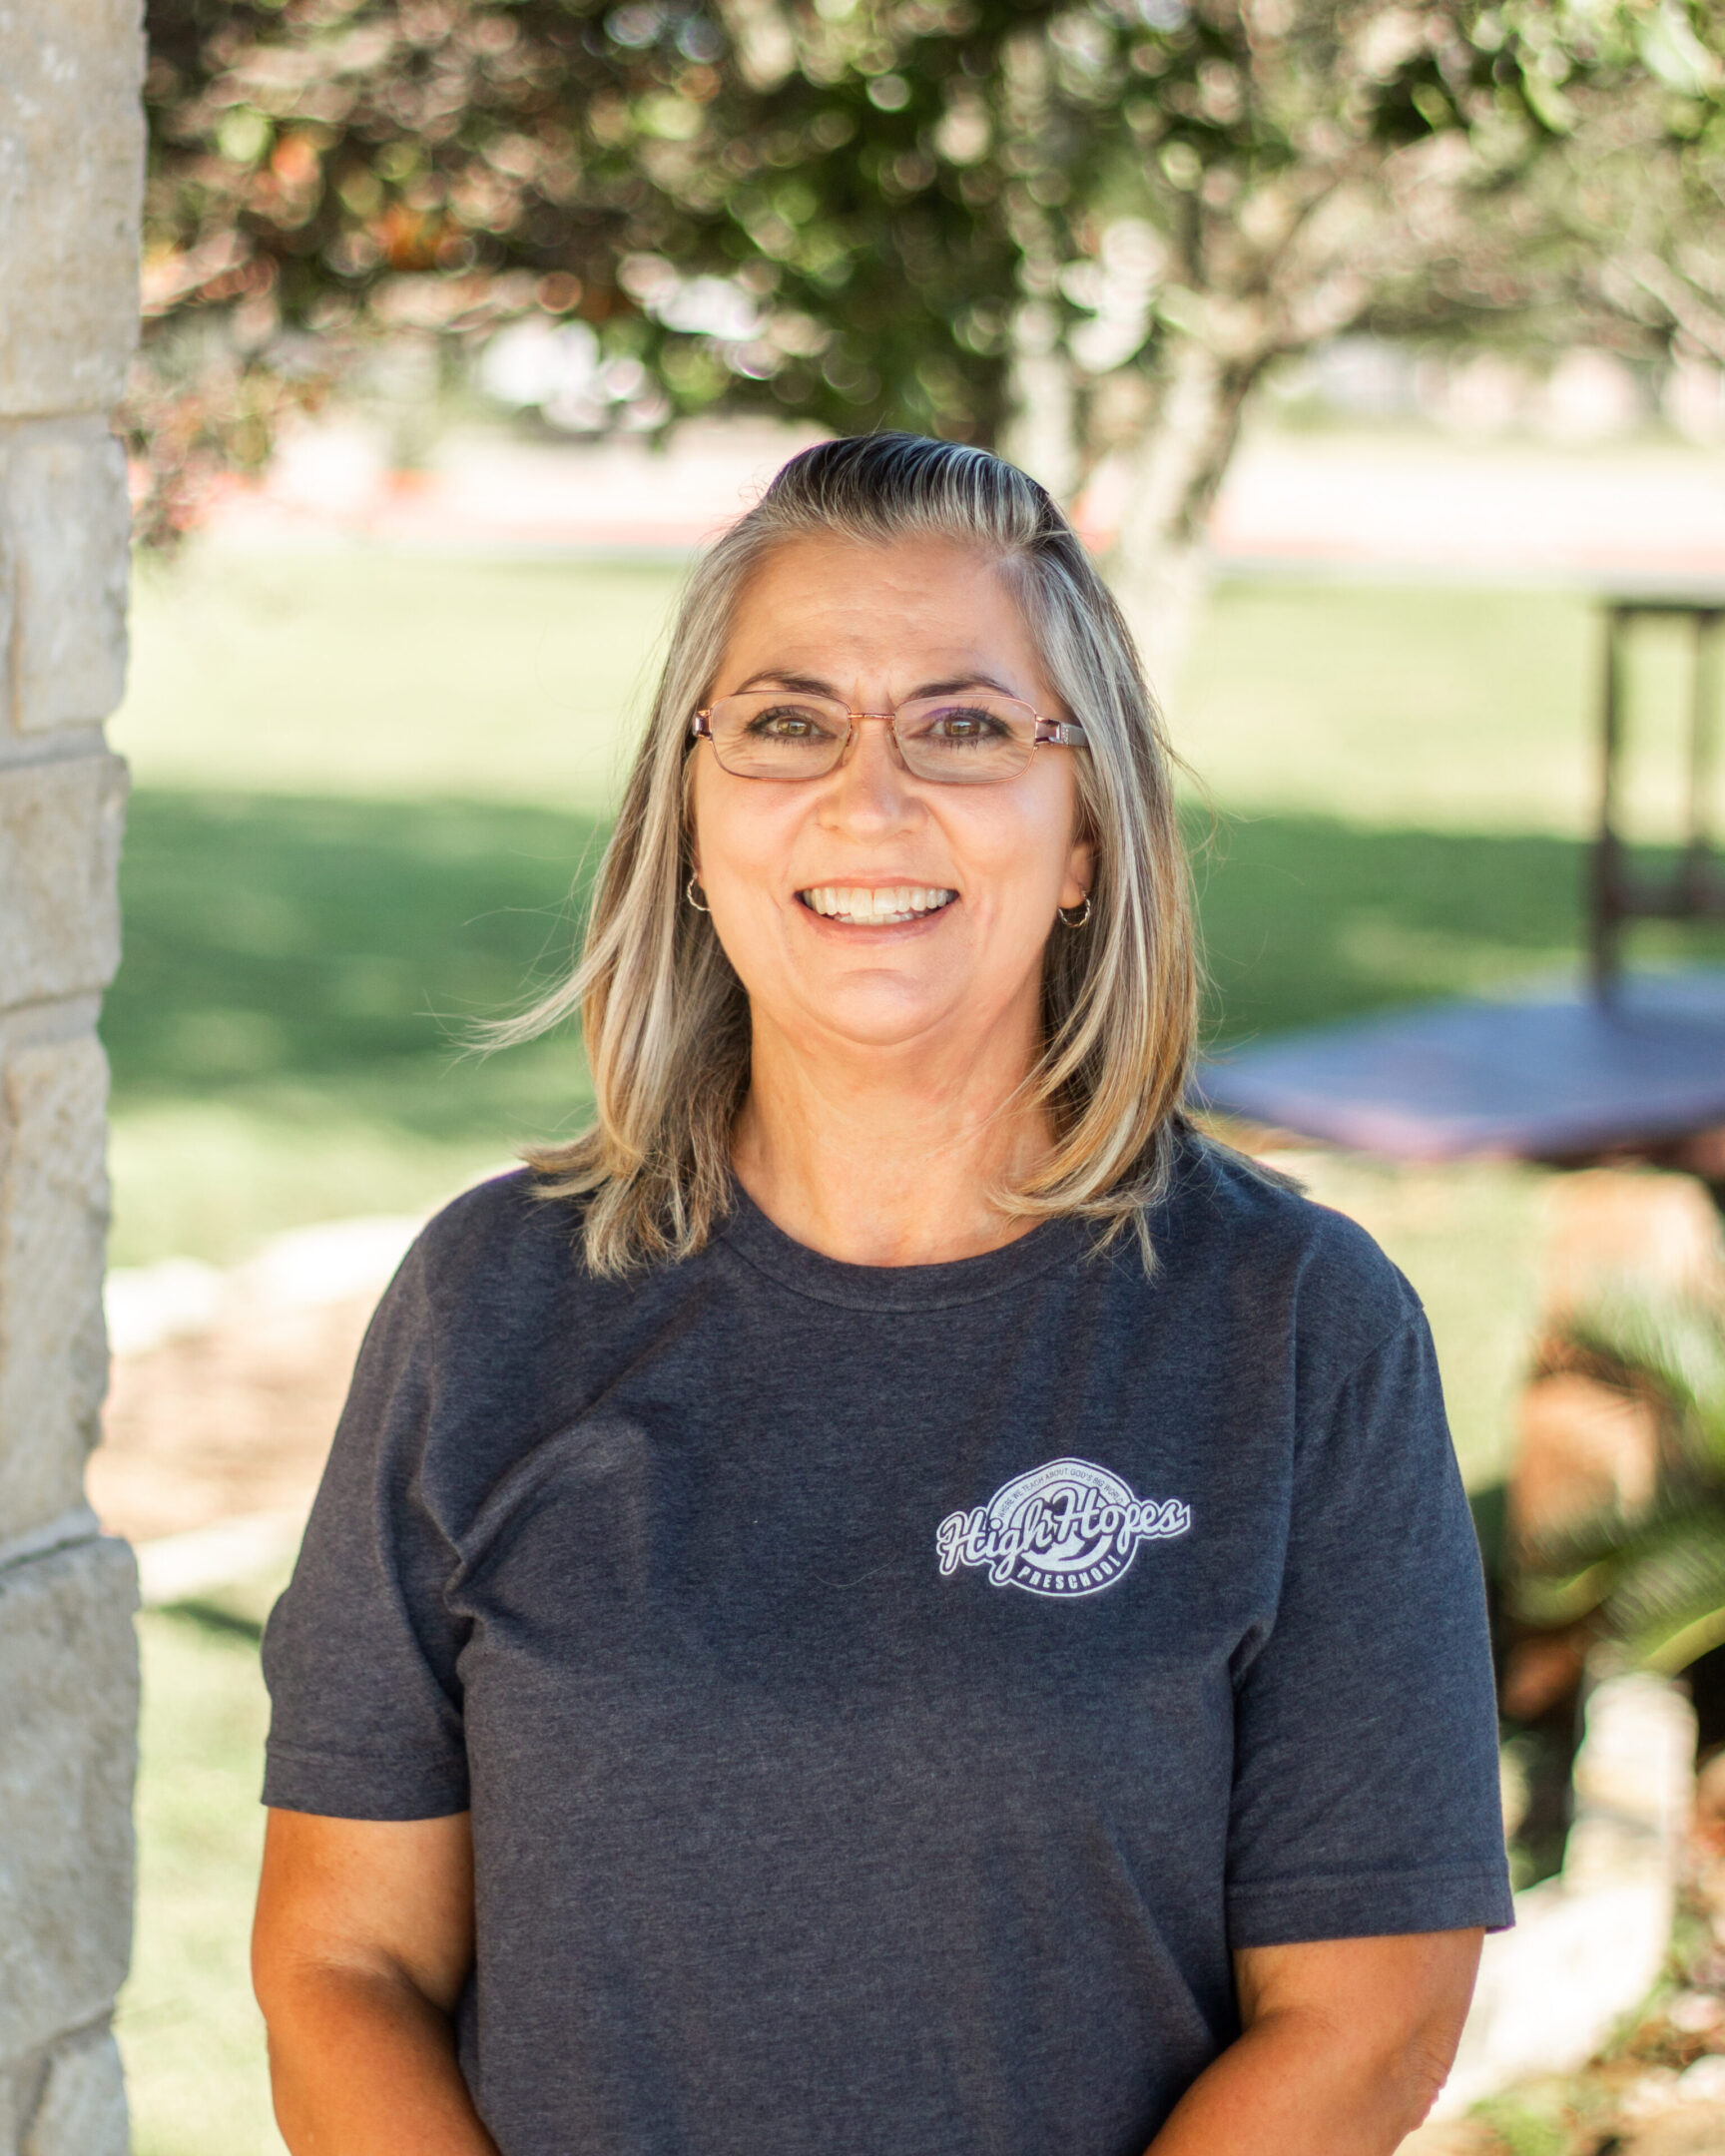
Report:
820,715,918,831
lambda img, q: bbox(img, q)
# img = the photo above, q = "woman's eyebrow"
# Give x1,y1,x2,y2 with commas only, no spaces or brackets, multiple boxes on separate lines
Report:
910,673,1019,700
730,670,1023,700
732,669,837,696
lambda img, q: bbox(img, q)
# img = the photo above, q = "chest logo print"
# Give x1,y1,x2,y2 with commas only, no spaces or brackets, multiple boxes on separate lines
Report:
936,1458,1191,1599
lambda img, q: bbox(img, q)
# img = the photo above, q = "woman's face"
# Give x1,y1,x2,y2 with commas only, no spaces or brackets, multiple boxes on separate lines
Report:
690,532,1092,1061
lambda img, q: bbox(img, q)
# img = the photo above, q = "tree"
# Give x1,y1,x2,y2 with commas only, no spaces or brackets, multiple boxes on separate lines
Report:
1539,3,1725,391
1017,0,1725,672
136,0,1725,680
134,0,1096,538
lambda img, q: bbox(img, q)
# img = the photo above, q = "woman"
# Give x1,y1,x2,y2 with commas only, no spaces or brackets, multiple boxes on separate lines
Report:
254,433,1511,2156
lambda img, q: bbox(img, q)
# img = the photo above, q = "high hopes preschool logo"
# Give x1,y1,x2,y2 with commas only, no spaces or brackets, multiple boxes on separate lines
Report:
936,1458,1191,1599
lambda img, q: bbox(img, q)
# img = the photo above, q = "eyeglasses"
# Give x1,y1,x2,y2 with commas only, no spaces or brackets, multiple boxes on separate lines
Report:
692,690,1086,785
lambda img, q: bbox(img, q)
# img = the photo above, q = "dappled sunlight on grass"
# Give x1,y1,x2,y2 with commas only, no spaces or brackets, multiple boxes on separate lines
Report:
108,1100,519,1271
1195,811,1725,1044
106,554,1689,1267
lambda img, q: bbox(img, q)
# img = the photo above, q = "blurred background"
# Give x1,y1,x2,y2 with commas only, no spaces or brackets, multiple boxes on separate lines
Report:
106,3,1725,2151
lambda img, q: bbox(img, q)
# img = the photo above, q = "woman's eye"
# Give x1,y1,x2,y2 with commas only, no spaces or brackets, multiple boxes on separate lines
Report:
925,706,1003,742
750,706,830,739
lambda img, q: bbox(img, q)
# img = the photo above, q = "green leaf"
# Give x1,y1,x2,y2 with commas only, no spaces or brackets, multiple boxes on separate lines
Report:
1636,0,1723,98
1601,1510,1725,1670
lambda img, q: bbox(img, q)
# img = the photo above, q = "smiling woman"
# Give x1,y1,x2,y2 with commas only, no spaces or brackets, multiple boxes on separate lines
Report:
499,435,1196,1274
252,436,1512,2156
684,524,1101,1265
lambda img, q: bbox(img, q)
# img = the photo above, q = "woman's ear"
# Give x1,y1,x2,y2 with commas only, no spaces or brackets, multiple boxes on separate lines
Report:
1061,834,1095,913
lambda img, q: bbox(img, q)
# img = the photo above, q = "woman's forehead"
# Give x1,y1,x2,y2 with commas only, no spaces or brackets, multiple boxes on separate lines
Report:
722,531,1044,678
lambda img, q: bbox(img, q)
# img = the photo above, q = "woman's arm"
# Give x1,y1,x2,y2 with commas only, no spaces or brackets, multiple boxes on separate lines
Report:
253,1809,500,2156
1147,1929,1483,2156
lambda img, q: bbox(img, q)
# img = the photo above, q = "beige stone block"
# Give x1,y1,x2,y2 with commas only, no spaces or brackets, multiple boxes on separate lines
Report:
0,2057,24,2151
4,433,132,732
0,0,145,417
20,2024,128,2156
1437,1672,1695,2121
0,1540,138,2064
0,1038,110,1543
0,757,126,1008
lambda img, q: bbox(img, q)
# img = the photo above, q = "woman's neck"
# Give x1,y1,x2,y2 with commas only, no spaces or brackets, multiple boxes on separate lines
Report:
730,1015,1052,1267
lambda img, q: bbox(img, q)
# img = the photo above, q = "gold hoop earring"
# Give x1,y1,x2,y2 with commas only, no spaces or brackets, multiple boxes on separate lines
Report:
685,875,711,913
1057,894,1092,929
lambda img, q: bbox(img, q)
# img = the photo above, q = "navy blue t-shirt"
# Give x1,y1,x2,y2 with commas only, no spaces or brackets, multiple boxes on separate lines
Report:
263,1133,1512,2156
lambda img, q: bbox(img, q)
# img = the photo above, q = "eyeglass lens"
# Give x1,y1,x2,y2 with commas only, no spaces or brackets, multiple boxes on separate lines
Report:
705,692,1042,784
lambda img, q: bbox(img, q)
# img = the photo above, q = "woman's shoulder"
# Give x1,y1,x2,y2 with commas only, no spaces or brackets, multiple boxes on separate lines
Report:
399,1165,586,1314
1165,1129,1423,1358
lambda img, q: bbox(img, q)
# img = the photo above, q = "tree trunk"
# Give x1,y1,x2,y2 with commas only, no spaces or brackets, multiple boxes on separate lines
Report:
995,27,1078,503
1110,334,1258,703
1000,298,1078,503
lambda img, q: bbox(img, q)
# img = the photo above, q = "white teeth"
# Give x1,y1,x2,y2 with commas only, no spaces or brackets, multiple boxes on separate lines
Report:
800,884,956,923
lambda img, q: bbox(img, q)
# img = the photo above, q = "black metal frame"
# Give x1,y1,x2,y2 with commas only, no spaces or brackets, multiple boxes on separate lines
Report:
1591,597,1725,993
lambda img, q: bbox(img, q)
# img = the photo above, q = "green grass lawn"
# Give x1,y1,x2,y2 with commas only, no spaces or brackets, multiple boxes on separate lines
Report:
120,549,679,813
122,1601,286,2156
105,790,603,1263
106,545,1716,1461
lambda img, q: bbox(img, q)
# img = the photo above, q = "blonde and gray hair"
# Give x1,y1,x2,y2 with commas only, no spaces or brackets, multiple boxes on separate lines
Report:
501,432,1198,1275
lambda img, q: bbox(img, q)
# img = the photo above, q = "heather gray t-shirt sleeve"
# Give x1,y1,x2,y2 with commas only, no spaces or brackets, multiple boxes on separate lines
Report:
1225,1310,1507,1945
263,1250,471,1819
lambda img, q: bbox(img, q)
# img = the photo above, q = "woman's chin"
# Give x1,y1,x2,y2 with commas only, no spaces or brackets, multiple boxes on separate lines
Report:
785,979,966,1054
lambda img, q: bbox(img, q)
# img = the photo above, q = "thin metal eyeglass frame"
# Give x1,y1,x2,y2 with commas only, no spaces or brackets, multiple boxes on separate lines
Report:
690,701,1087,783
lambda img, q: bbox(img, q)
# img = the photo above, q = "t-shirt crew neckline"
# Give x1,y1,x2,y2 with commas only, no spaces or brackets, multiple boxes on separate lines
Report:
716,1181,1093,1312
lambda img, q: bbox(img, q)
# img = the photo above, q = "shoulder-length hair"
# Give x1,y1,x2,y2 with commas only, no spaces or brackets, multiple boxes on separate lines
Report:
495,432,1198,1275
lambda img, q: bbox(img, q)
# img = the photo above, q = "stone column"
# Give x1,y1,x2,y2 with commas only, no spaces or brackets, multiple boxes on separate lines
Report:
0,3,147,2150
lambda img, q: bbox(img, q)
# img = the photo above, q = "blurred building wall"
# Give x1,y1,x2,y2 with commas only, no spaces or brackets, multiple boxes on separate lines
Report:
0,3,145,2148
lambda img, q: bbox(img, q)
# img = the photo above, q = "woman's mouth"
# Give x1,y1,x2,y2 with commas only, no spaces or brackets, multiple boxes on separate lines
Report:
797,884,957,926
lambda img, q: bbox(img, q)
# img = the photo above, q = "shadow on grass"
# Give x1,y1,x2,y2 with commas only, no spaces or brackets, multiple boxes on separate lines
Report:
110,789,1724,1137
1197,810,1725,1044
160,1599,266,1645
107,790,608,1142
1192,809,1588,1044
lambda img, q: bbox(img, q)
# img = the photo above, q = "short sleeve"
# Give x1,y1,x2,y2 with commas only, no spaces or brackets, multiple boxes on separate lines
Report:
262,1247,471,1819
1226,1311,1513,1946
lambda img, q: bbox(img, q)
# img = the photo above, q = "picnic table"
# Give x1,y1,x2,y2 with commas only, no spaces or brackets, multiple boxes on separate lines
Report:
1198,597,1725,1166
